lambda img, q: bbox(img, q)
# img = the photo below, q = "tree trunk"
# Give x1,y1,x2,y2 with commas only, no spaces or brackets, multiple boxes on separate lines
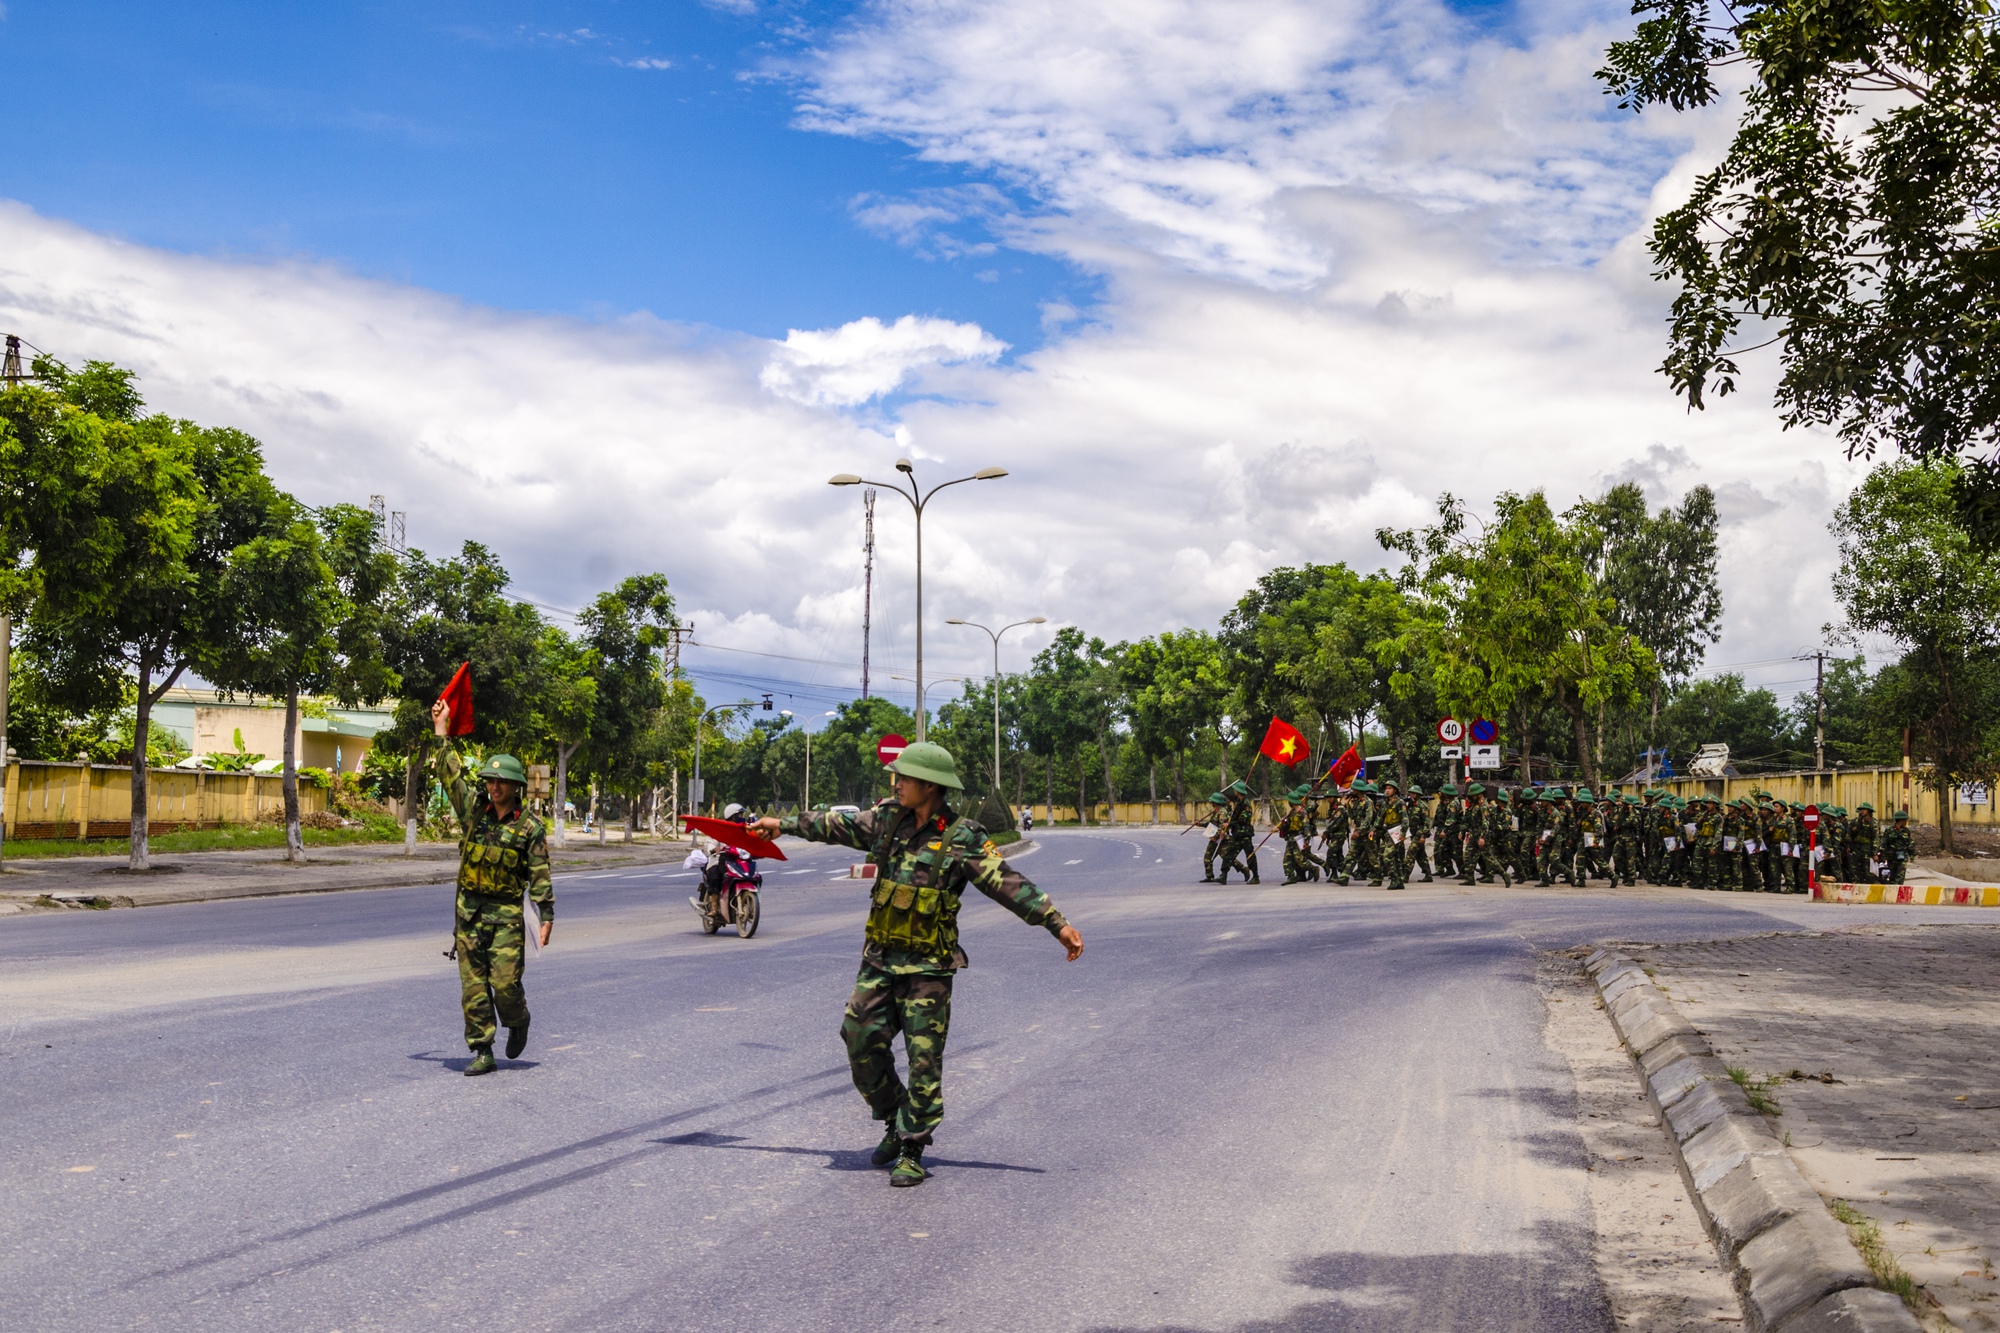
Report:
1517,707,1533,787
554,742,578,848
1077,754,1089,824
1045,753,1053,826
1172,747,1186,823
1394,727,1409,789
625,796,635,844
1570,700,1598,790
130,651,153,871
1149,759,1158,825
1218,729,1229,787
590,779,603,843
1099,731,1117,825
282,687,303,863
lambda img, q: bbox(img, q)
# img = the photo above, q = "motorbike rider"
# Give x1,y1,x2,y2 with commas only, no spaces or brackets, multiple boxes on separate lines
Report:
690,802,761,922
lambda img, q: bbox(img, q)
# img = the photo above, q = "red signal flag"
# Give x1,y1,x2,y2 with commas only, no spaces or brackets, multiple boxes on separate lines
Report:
1260,717,1308,766
1325,745,1362,788
438,662,475,736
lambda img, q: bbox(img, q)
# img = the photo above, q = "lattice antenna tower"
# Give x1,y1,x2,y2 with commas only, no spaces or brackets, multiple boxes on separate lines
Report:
861,488,877,700
390,511,406,554
3,334,47,387
368,495,386,539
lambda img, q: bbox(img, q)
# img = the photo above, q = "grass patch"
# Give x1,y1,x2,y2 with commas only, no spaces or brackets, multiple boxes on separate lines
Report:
1829,1199,1938,1322
985,828,1022,848
1726,1065,1788,1116
2,814,412,859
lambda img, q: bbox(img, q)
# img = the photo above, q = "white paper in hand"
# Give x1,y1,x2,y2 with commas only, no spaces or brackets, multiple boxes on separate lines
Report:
524,892,543,954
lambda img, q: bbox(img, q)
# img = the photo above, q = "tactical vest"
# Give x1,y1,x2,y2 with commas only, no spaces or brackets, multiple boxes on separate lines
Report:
458,811,541,899
864,816,975,956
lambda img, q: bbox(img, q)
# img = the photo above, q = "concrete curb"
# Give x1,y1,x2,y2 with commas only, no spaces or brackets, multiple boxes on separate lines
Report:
1583,948,1921,1333
1816,879,2000,906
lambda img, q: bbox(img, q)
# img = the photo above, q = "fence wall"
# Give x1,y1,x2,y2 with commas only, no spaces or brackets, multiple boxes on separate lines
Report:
2,761,330,840
1603,766,1995,826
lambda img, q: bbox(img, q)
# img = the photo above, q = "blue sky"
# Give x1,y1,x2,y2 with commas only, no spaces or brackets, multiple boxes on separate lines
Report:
0,0,1855,716
0,1,1077,351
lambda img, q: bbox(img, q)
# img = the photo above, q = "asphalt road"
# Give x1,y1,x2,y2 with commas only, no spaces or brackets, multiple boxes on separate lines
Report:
1,829,1977,1332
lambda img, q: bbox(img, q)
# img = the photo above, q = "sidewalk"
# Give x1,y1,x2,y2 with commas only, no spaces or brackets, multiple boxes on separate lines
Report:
0,834,691,912
1625,924,2000,1331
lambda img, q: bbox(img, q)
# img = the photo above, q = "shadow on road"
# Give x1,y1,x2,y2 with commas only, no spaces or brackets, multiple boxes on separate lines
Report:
654,1130,1046,1174
1084,1222,1609,1332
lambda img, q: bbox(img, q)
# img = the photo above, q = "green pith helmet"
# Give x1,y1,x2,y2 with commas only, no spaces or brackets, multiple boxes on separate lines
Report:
1409,784,1426,796
1291,784,1313,800
1381,776,1402,792
1440,784,1458,796
1209,791,1226,804
1229,778,1251,797
1625,794,1641,804
888,740,963,790
480,753,528,785
1857,801,1874,812
1465,782,1486,796
1575,788,1594,802
1894,809,1909,821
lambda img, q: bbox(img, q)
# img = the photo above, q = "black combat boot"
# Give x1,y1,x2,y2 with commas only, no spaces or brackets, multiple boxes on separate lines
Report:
870,1128,901,1167
890,1141,928,1187
505,1017,530,1060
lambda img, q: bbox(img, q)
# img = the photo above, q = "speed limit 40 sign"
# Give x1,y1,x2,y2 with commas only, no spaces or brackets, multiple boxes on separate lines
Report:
1436,718,1464,745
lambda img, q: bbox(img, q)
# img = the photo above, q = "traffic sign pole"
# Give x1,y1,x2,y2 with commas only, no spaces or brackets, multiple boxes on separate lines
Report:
1803,804,1821,898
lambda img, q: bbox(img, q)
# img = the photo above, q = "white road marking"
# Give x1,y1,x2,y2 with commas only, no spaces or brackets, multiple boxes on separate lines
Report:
1064,859,1083,866
782,869,817,875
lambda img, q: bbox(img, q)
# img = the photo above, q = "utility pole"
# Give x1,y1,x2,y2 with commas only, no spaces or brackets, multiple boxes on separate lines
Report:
861,489,876,700
1796,650,1828,769
2,335,30,386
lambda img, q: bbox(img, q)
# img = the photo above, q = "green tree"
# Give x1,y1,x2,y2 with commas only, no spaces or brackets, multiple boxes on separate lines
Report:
2,360,283,867
378,542,546,825
1573,482,1723,754
1831,458,2000,849
1658,674,1796,771
1120,629,1228,820
1600,1,2000,537
575,574,677,834
1382,492,1657,789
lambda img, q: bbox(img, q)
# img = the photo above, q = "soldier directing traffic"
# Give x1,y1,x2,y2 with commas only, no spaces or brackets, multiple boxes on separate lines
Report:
431,697,554,1077
753,740,1083,1188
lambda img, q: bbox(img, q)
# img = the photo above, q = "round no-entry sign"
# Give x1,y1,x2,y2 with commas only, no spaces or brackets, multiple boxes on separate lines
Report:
1802,804,1820,828
1469,718,1499,745
877,734,908,766
1437,718,1464,744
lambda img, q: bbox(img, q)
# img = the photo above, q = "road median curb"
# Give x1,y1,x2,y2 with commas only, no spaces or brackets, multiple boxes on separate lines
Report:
1816,879,2000,906
1583,948,1921,1333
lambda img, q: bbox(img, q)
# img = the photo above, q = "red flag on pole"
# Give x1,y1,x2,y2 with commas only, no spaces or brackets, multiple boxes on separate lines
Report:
1259,717,1309,767
438,662,475,736
1325,744,1362,788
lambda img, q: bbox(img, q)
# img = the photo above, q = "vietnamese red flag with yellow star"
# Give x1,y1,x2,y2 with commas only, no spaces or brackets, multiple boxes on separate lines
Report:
1325,745,1363,788
1259,716,1308,767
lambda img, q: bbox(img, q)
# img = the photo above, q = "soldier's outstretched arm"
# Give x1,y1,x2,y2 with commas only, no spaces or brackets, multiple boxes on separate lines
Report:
967,840,1083,960
758,804,886,851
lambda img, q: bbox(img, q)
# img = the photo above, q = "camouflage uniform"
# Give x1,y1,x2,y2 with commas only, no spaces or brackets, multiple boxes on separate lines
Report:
1611,796,1640,885
1457,787,1510,885
1849,804,1879,883
1691,798,1721,889
1320,794,1352,885
1881,814,1914,884
1406,785,1435,883
1350,785,1382,885
1432,787,1459,879
1199,796,1226,882
1218,789,1260,884
437,748,554,1053
1279,792,1318,884
779,798,1070,1146
1378,782,1410,889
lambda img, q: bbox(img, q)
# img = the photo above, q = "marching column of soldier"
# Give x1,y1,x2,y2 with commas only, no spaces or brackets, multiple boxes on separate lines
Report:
1195,771,1917,893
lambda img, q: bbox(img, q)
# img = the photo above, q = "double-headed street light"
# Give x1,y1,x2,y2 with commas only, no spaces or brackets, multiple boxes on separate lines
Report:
946,616,1046,795
830,460,1008,742
781,709,837,810
889,673,965,724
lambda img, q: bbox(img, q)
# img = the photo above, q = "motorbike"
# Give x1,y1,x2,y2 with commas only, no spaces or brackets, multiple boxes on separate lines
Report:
689,844,762,939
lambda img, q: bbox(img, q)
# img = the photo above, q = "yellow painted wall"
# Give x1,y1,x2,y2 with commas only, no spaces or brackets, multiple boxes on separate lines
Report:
2,760,330,838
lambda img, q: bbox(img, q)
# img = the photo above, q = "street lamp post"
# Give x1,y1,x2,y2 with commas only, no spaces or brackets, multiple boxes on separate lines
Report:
829,460,1008,742
889,674,965,728
946,616,1046,796
692,702,752,820
780,709,837,810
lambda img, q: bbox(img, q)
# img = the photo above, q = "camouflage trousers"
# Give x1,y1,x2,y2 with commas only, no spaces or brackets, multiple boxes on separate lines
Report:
1281,837,1320,883
1203,834,1222,880
1218,837,1260,883
456,893,530,1050
842,964,953,1144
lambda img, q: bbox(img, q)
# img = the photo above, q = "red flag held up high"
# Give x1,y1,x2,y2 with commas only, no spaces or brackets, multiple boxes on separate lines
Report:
438,662,475,736
1260,716,1309,767
1325,744,1362,788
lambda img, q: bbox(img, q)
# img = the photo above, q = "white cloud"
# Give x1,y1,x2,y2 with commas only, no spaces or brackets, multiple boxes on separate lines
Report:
760,314,1007,408
618,57,674,71
790,0,1696,285
0,1,1855,710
